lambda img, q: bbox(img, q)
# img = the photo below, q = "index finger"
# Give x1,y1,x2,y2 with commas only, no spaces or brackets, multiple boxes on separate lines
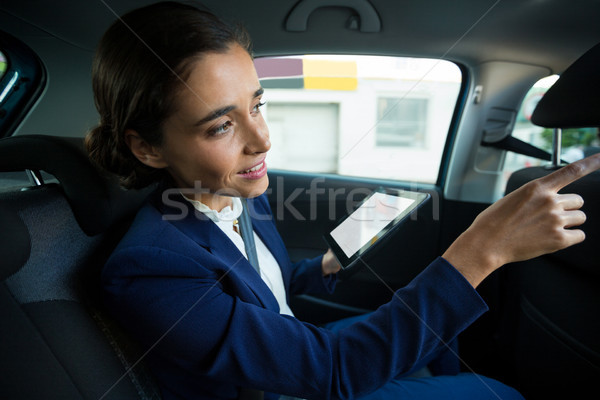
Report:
540,153,600,191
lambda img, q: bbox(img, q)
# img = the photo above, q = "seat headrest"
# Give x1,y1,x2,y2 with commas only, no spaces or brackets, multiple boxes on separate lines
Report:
0,135,152,236
531,42,600,128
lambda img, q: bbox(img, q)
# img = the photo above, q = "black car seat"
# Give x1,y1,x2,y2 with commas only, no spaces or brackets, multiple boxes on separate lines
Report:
0,135,159,399
502,43,600,399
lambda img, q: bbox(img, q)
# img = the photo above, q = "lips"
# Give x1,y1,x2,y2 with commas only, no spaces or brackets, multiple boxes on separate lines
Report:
240,162,264,174
237,159,267,179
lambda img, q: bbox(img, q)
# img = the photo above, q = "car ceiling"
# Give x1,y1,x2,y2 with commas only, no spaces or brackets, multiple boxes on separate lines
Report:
2,0,600,74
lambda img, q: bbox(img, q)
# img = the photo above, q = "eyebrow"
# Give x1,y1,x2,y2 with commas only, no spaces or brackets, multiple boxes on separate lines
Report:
194,87,264,126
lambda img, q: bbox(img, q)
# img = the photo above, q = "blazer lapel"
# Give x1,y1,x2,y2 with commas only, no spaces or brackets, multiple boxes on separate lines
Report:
154,192,280,311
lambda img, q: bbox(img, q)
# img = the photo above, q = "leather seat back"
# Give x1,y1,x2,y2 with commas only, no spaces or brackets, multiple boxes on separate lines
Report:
500,42,600,399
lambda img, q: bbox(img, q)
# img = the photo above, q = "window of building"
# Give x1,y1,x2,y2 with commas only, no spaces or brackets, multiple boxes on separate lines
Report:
376,97,428,147
255,55,462,184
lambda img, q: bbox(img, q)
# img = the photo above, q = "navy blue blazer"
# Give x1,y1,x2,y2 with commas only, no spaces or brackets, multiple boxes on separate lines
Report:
102,192,488,400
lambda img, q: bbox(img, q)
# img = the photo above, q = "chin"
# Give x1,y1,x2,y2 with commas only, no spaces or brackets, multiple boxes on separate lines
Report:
245,176,269,198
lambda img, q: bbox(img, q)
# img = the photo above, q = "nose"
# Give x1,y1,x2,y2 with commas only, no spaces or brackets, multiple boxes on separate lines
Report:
243,118,270,155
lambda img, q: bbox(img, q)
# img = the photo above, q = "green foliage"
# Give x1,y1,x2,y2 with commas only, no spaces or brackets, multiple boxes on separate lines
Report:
540,127,598,150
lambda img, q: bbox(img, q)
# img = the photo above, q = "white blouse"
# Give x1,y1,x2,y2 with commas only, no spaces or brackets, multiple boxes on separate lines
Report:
183,196,294,317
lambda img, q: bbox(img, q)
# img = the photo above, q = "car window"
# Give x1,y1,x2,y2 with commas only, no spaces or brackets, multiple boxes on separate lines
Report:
255,55,462,184
0,33,46,138
502,75,600,186
0,45,52,189
0,50,24,190
0,51,6,80
0,49,14,105
0,49,12,106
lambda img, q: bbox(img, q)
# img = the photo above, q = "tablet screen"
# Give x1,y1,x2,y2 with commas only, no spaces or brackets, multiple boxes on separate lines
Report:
324,190,430,268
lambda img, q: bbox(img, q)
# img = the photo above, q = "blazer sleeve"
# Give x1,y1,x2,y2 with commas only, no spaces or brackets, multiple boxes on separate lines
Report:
103,246,487,400
287,255,337,296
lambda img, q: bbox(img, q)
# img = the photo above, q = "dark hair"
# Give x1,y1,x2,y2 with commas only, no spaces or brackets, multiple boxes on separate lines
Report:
85,1,252,189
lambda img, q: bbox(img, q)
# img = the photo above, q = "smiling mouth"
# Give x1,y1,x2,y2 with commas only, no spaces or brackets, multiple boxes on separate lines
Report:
237,160,268,180
240,162,264,174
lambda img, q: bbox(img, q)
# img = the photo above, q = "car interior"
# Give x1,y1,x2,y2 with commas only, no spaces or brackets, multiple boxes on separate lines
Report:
0,0,599,399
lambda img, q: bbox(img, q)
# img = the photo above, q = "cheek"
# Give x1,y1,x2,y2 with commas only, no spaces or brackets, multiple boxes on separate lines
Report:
201,142,241,179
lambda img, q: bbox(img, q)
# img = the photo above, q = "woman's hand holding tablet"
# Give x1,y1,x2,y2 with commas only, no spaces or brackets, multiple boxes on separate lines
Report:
324,190,430,269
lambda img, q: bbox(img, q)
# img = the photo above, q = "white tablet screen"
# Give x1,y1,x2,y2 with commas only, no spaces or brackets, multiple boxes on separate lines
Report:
330,192,415,258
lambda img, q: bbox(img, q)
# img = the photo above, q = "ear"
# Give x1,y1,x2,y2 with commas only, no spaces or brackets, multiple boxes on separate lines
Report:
124,129,168,169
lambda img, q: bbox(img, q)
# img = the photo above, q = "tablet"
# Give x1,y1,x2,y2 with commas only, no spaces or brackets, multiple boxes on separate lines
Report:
324,190,430,269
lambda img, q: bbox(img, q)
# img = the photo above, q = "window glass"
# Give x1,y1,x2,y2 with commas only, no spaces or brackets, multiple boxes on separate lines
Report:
255,55,462,183
376,97,427,147
0,51,6,80
503,75,600,186
0,34,46,138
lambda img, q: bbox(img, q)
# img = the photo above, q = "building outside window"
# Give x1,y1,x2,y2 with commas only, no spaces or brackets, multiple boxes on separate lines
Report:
376,97,428,148
255,55,461,183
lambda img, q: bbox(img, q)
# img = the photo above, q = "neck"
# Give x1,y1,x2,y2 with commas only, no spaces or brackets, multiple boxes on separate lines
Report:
184,192,233,211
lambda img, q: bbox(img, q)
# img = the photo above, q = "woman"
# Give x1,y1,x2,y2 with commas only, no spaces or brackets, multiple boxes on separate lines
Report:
87,2,598,399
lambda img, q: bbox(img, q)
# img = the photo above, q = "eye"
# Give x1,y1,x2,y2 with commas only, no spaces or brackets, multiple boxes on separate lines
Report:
252,101,266,114
208,120,233,136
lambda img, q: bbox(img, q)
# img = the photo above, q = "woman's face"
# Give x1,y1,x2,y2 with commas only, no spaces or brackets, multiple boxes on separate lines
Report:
156,44,270,210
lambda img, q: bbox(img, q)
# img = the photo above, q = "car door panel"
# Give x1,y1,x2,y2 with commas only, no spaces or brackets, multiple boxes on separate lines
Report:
266,170,443,322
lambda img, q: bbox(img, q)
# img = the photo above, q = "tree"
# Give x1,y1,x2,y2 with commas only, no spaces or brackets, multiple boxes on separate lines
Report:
540,127,598,150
